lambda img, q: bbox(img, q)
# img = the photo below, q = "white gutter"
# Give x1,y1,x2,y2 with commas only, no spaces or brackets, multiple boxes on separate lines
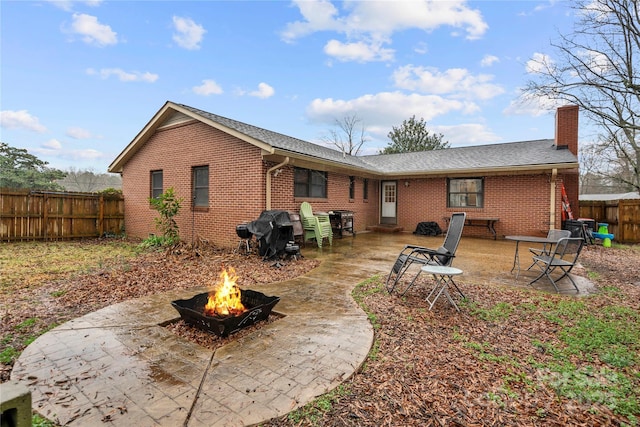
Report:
266,157,290,210
550,168,557,230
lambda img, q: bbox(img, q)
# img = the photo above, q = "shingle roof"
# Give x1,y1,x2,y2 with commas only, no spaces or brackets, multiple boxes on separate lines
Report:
178,103,578,175
360,139,578,174
178,104,373,170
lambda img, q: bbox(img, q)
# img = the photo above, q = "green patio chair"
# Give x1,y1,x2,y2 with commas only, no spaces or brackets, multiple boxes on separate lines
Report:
299,202,333,248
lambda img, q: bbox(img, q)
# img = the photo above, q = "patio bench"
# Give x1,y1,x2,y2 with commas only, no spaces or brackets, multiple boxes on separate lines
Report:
444,216,499,240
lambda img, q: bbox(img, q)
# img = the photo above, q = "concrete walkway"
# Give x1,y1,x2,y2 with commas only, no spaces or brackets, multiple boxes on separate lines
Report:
10,232,593,426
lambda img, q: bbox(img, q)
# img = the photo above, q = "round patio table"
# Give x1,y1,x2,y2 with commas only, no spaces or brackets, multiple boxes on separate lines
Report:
420,265,463,311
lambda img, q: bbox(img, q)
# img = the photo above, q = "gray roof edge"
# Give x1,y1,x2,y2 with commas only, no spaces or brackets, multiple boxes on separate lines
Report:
172,102,576,175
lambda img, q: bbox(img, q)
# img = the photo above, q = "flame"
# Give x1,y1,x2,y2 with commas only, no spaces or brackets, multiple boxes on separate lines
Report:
204,266,246,317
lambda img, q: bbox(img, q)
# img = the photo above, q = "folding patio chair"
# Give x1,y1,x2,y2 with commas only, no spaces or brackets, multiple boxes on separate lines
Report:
526,229,571,271
386,212,466,296
529,237,584,293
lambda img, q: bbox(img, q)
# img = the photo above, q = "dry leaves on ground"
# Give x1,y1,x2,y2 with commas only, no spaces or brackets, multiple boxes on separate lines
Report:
0,241,319,382
264,244,640,426
1,241,639,427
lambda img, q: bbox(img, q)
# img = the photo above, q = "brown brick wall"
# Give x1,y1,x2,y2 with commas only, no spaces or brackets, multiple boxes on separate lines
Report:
555,105,579,155
268,166,380,235
122,111,579,244
122,121,381,247
123,121,266,247
396,173,578,238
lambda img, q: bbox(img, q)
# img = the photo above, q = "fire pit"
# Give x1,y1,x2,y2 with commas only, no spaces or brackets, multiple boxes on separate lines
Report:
171,267,280,337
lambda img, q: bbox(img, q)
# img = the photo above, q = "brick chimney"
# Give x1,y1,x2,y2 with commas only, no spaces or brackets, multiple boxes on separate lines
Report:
554,105,579,155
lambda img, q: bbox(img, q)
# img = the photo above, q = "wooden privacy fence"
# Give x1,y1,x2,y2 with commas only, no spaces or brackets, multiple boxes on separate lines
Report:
0,189,125,241
579,199,640,243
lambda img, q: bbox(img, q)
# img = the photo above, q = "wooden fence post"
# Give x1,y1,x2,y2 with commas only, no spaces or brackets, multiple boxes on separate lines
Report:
98,195,104,237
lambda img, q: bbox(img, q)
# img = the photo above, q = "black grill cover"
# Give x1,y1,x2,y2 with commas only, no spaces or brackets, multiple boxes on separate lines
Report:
246,210,294,259
413,221,442,236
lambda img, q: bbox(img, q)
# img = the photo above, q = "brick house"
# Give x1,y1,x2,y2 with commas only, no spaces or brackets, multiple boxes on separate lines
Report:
108,101,579,247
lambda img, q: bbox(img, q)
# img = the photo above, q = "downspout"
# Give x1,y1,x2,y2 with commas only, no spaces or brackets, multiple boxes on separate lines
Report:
550,168,557,230
266,157,290,211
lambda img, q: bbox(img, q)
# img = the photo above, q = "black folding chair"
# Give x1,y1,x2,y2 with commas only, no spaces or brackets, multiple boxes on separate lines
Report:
526,229,571,271
529,237,584,293
386,212,466,296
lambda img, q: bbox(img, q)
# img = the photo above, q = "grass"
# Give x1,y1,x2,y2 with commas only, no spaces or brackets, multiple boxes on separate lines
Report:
0,239,143,427
286,384,351,425
0,238,142,294
464,287,640,423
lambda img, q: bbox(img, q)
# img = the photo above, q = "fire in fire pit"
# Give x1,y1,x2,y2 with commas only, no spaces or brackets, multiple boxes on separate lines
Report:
203,267,245,317
171,267,280,337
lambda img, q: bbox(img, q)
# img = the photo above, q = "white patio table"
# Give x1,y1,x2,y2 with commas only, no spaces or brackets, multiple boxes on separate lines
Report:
420,265,464,311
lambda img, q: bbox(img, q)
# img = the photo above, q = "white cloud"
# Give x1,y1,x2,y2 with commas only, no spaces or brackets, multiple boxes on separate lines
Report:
579,49,613,75
504,91,562,116
42,139,62,149
282,0,488,51
86,68,158,82
392,65,504,100
66,127,92,139
526,52,554,74
434,123,501,147
46,0,102,11
172,16,206,50
414,41,428,55
69,13,117,46
306,93,501,151
72,148,104,160
0,110,47,133
33,142,105,161
480,54,499,67
249,82,275,99
192,79,223,96
306,91,475,127
324,39,394,62
281,0,342,42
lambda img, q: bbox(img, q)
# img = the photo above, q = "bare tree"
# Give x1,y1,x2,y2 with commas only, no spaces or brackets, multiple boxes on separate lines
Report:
322,114,369,156
58,167,122,192
523,0,640,193
579,143,611,193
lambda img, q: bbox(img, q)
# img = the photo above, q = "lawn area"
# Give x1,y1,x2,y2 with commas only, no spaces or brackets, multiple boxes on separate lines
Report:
1,239,639,426
0,239,143,381
0,238,142,294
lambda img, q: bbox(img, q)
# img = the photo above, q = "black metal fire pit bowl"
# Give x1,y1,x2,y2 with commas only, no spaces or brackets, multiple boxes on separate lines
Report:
171,289,280,337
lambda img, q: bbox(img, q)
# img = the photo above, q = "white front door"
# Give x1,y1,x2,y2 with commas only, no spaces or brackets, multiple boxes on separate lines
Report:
381,181,397,224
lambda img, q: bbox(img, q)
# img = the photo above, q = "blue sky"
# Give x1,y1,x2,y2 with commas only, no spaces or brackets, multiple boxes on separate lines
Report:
1,0,578,173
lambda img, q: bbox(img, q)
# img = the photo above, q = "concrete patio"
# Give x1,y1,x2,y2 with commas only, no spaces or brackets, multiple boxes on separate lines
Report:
9,232,594,426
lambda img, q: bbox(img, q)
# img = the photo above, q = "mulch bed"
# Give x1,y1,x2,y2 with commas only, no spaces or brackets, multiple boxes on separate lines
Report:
163,315,282,352
1,241,639,426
